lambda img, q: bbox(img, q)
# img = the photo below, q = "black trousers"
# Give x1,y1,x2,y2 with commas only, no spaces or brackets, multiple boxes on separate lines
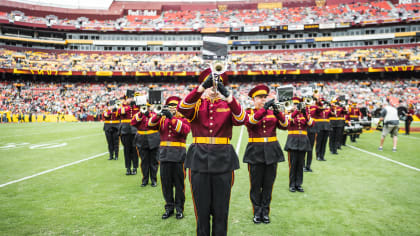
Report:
337,126,344,148
190,170,233,236
329,126,341,153
405,118,412,135
160,162,185,213
305,131,316,169
316,130,329,159
248,163,277,218
120,133,137,169
138,147,158,184
288,151,305,188
105,128,119,158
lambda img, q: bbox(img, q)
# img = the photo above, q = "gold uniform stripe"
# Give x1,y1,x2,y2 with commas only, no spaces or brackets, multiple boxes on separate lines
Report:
104,120,120,124
248,137,277,143
193,137,230,144
313,119,329,122
288,130,308,135
160,141,186,147
137,130,158,135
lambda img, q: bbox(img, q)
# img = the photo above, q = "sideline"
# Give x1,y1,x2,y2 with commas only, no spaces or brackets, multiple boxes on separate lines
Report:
347,145,420,172
235,126,245,155
0,151,108,188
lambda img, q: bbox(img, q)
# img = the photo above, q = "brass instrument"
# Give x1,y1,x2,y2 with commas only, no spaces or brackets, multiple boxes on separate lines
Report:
140,105,148,114
208,60,227,93
148,89,164,114
275,101,293,112
304,97,313,105
134,94,148,113
154,104,169,115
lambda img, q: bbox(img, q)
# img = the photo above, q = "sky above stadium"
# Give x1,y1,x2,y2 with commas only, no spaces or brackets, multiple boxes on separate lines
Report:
10,0,241,9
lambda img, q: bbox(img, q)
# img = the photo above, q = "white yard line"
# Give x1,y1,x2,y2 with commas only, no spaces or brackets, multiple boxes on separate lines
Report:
347,144,420,172
399,135,420,140
0,133,102,148
235,126,245,155
0,151,108,188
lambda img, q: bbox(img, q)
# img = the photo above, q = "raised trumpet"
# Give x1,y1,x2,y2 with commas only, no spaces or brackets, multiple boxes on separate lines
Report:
154,104,168,115
140,105,148,114
273,101,293,112
303,97,313,105
211,60,226,75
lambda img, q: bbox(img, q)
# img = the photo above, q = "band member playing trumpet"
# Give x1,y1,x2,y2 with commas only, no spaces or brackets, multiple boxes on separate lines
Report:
244,84,287,224
103,101,120,160
313,98,332,161
329,99,345,155
177,68,245,236
118,90,140,175
348,102,362,142
304,97,318,172
285,97,314,192
148,96,190,220
131,102,160,187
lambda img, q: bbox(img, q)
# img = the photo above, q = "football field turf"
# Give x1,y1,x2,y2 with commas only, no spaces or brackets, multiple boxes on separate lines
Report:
1,122,419,235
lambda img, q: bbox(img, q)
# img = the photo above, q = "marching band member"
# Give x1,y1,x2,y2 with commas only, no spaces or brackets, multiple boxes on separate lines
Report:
244,85,287,224
118,90,139,175
148,96,190,220
313,98,332,161
103,101,120,160
405,103,415,135
348,102,362,142
285,97,314,192
329,99,345,155
131,103,160,187
177,68,245,236
304,97,318,172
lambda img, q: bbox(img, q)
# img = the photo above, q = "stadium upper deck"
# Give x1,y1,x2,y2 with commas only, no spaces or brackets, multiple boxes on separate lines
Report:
0,0,419,32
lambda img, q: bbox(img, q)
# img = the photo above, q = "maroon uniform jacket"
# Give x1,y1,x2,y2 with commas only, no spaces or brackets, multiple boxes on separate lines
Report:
103,109,120,131
177,87,245,173
118,103,139,135
243,108,287,164
306,105,318,133
284,110,314,152
148,114,191,162
131,111,160,150
348,107,361,121
312,106,332,131
330,106,346,128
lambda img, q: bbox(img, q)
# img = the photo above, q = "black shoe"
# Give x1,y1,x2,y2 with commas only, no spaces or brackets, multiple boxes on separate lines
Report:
151,182,157,187
140,182,147,187
114,156,118,160
304,167,313,172
131,168,137,175
321,158,327,161
108,157,114,160
289,187,296,192
162,210,174,219
126,168,131,175
253,215,262,224
176,212,184,219
337,147,342,150
262,215,270,224
296,186,304,192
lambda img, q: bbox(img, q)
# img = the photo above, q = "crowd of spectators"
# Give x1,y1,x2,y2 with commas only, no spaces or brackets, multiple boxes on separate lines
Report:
0,79,418,122
1,47,419,72
0,1,419,30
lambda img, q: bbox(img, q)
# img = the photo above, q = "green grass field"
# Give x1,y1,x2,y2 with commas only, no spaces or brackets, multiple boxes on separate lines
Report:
1,122,420,235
